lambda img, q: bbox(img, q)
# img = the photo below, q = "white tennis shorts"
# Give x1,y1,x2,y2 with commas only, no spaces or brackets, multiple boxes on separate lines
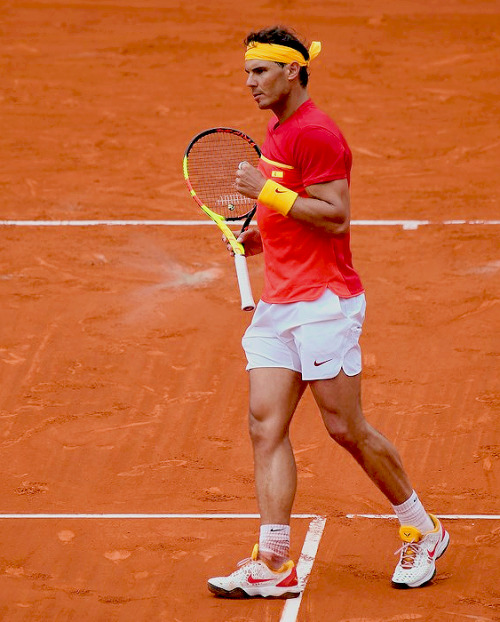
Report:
242,289,366,381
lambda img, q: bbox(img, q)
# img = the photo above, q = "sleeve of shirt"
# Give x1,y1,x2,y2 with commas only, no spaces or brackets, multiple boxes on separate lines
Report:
294,126,348,187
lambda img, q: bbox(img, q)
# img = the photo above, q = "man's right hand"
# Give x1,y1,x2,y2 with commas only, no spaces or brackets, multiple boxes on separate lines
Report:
222,227,263,257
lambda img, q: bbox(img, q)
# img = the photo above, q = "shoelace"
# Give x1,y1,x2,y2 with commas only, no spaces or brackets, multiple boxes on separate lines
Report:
394,541,420,568
237,556,254,568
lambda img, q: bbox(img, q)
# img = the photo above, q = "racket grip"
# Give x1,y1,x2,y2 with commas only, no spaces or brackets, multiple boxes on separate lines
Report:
234,254,255,312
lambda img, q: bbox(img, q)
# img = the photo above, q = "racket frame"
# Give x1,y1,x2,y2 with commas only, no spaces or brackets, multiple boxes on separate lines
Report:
183,127,260,311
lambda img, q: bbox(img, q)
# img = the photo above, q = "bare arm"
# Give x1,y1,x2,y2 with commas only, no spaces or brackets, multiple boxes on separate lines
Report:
235,163,350,235
294,178,350,235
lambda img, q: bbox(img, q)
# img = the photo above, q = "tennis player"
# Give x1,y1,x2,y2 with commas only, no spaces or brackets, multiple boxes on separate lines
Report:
208,26,449,599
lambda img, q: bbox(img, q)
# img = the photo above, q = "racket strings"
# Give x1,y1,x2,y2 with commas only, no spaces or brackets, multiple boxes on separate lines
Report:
187,133,260,220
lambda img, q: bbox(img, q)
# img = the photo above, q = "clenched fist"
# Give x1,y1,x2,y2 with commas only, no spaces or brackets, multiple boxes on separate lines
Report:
235,161,266,199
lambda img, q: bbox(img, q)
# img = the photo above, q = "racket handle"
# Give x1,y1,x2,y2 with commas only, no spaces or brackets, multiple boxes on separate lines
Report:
234,254,255,312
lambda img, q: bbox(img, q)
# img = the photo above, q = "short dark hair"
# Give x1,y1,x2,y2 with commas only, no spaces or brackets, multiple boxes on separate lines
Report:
244,25,310,87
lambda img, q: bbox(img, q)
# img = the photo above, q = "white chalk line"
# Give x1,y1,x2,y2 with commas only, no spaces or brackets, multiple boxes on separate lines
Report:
0,512,495,519
1,512,497,621
0,512,317,519
0,219,498,229
0,511,325,622
281,515,326,622
346,514,500,520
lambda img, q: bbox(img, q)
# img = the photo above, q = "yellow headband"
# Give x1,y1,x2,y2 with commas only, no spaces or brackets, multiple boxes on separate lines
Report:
245,41,322,67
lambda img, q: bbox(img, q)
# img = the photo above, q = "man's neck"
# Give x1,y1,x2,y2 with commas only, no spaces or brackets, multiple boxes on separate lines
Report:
273,89,309,124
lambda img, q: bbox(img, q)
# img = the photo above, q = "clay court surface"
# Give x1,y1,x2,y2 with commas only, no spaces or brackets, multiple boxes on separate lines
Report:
1,1,499,620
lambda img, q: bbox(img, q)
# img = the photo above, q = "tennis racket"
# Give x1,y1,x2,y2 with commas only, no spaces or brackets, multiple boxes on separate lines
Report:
183,127,261,311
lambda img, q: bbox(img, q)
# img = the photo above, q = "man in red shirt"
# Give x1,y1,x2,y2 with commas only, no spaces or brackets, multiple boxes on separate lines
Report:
208,26,449,599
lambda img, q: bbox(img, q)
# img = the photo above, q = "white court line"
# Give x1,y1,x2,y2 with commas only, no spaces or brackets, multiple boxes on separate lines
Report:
280,515,327,622
0,513,317,519
0,511,325,622
0,219,498,228
347,514,500,520
2,512,497,621
0,512,496,520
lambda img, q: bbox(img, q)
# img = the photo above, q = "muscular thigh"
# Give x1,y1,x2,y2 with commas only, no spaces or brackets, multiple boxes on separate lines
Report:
309,370,366,436
249,368,306,431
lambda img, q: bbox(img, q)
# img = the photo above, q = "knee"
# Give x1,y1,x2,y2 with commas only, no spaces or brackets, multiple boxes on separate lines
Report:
325,416,369,453
248,410,263,443
248,409,288,451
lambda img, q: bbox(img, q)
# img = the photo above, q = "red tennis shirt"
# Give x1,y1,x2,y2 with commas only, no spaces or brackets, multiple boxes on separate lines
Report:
257,99,364,303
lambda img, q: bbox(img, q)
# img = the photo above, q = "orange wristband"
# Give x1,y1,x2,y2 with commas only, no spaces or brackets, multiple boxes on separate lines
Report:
257,179,298,216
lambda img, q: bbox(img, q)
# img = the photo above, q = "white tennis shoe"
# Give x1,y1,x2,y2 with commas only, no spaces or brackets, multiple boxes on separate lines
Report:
392,514,450,588
208,544,301,599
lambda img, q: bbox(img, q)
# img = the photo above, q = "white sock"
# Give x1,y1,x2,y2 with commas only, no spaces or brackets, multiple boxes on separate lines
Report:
259,524,290,560
392,490,434,533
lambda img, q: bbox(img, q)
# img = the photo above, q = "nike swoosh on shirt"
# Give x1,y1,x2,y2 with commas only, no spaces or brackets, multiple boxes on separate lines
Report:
274,189,288,194
314,358,333,366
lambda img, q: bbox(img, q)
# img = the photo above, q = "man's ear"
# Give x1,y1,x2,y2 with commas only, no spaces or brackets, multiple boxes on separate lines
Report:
286,61,301,81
